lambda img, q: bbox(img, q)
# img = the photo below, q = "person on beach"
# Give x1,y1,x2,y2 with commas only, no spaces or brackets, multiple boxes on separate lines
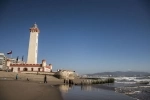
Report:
16,74,18,80
44,75,47,83
27,78,29,81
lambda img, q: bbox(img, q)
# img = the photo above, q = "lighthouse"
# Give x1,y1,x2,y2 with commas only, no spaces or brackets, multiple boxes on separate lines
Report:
27,23,40,64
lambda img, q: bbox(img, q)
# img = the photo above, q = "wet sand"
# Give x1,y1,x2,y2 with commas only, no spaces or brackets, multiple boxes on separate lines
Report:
92,84,115,91
61,85,135,100
0,80,63,100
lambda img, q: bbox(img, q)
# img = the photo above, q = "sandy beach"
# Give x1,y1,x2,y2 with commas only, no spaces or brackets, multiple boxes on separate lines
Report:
0,71,65,100
0,72,137,100
0,80,63,100
0,72,82,100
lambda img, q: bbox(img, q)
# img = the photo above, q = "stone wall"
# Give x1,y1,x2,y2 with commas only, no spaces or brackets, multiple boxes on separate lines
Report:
55,70,75,79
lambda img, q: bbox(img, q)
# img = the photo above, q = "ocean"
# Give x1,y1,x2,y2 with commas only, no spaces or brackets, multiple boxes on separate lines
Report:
114,76,150,100
58,76,150,100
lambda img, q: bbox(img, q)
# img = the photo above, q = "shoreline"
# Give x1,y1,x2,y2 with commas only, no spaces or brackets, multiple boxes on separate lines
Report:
0,79,138,100
0,72,142,100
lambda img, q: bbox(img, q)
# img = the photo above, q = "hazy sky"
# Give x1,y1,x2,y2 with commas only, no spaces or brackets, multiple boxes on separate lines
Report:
0,0,150,74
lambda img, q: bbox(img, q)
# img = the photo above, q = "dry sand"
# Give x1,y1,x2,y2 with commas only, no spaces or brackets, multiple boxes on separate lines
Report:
0,72,65,100
0,80,63,100
0,71,65,84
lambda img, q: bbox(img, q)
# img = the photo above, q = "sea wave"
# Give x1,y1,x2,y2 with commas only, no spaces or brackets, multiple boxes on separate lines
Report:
115,85,150,100
115,81,136,84
114,77,150,85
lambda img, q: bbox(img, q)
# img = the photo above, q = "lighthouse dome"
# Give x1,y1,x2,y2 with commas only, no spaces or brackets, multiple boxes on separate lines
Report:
32,23,38,28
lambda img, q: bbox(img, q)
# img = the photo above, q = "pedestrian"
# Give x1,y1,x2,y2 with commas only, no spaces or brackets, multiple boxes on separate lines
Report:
44,75,47,83
27,78,29,81
16,74,18,80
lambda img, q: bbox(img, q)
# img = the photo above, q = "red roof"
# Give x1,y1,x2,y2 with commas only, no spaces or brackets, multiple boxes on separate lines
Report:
10,64,42,67
10,64,52,69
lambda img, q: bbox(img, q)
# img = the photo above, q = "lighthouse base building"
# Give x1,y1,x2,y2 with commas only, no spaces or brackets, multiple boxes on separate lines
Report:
6,59,52,73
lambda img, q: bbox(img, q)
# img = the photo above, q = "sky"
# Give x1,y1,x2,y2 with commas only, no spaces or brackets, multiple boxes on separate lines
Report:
0,0,150,74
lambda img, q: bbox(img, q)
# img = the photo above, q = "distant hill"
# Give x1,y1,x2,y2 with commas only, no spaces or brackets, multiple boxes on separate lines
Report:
86,71,150,77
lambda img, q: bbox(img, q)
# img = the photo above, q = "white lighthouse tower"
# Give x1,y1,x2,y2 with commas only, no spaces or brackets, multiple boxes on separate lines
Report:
27,23,40,64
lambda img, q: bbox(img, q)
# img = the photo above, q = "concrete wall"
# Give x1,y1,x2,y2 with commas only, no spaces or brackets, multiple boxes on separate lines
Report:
44,67,51,72
55,70,75,79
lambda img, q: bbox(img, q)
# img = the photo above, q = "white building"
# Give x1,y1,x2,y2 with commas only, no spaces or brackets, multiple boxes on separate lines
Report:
6,59,52,73
0,53,25,70
27,23,39,64
0,53,6,70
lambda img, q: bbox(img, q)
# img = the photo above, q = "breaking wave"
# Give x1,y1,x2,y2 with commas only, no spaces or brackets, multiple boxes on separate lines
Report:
114,76,150,100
